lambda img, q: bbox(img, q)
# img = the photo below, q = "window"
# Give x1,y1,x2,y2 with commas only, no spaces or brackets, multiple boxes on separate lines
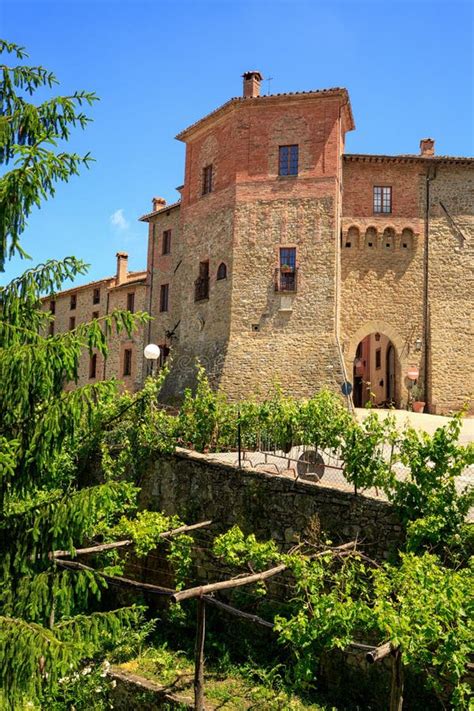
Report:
69,316,75,330
127,292,135,313
202,165,213,195
50,299,56,314
48,322,55,337
92,288,100,304
70,294,77,310
277,247,297,292
159,284,169,312
159,344,170,368
123,348,132,377
89,353,97,379
195,261,210,301
92,311,99,320
162,230,171,255
217,262,227,280
373,186,392,214
375,348,381,370
279,145,299,176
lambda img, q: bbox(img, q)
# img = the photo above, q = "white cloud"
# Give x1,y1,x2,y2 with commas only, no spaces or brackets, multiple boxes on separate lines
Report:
110,209,129,231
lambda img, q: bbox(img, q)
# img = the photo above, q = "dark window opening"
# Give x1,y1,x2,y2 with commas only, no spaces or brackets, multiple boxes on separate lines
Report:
127,292,135,313
195,261,210,301
345,242,351,248
70,294,77,310
159,344,170,368
162,230,171,255
93,288,100,304
368,242,373,247
217,262,227,280
50,299,56,314
92,311,99,320
123,348,132,377
402,242,408,248
202,165,213,195
89,353,97,379
69,316,75,330
276,247,297,292
375,348,381,370
279,145,299,176
159,284,169,312
373,186,392,214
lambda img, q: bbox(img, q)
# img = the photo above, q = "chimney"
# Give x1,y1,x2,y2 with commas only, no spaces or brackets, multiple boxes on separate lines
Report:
152,196,166,211
242,71,263,99
116,251,128,285
420,138,435,157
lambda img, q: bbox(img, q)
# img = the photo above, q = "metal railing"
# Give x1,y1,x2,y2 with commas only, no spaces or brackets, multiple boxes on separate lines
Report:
275,267,298,293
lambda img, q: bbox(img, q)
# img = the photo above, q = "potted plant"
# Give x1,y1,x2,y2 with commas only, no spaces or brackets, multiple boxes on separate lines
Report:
410,384,426,413
280,263,293,272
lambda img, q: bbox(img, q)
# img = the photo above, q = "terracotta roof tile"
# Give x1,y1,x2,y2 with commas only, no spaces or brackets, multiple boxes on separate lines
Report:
344,153,473,164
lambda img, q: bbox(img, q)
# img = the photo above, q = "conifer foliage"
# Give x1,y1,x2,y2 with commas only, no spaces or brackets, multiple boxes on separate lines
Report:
0,40,172,707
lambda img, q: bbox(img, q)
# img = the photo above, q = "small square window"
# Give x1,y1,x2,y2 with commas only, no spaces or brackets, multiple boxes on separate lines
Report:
70,294,77,310
279,145,299,176
202,165,213,195
92,288,100,304
373,186,392,214
159,284,169,312
162,230,171,255
123,348,132,377
127,292,135,313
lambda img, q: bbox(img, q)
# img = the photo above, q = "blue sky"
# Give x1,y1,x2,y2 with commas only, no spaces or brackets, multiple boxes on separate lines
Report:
1,0,473,285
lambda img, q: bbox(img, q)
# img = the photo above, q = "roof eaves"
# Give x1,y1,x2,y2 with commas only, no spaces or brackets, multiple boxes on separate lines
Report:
139,200,181,222
176,87,353,142
344,153,474,164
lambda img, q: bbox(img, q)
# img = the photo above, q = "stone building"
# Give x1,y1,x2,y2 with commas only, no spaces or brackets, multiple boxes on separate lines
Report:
141,72,473,413
42,252,147,391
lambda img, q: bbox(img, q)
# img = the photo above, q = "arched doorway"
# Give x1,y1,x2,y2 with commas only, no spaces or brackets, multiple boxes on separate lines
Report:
352,332,398,407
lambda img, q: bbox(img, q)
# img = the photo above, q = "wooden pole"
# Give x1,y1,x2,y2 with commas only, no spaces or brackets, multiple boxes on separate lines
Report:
194,598,206,711
366,641,393,664
389,647,404,711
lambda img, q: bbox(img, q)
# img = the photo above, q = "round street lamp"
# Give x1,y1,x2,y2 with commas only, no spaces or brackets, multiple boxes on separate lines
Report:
144,343,161,375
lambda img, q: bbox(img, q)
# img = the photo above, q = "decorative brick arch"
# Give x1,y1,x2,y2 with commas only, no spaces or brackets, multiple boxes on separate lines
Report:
345,320,408,407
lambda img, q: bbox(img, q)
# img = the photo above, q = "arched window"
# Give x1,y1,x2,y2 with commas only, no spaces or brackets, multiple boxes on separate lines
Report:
365,227,377,248
401,228,414,250
383,227,395,249
217,262,227,280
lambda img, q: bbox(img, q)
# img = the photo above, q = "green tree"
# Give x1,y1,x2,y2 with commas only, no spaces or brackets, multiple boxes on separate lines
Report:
0,39,185,708
0,39,97,270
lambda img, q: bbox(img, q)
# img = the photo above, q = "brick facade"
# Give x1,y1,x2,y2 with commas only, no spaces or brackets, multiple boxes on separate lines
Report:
142,75,472,413
47,74,473,413
42,253,147,391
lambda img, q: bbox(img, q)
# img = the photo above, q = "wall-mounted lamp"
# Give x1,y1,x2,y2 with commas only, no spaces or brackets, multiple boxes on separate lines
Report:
414,337,422,352
375,332,381,342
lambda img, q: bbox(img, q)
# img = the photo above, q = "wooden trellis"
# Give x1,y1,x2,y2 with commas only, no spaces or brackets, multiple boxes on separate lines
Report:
54,521,404,711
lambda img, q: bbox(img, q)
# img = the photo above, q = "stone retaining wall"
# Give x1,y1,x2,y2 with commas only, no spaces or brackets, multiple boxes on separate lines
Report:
139,448,404,560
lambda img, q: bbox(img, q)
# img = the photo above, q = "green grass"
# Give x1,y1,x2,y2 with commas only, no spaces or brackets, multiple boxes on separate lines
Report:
119,645,336,710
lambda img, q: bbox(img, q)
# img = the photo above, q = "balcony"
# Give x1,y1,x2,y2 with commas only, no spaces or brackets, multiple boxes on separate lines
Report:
275,267,297,293
194,276,210,302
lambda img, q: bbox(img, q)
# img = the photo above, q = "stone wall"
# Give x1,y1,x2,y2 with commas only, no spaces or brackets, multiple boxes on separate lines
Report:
428,164,474,413
139,448,404,561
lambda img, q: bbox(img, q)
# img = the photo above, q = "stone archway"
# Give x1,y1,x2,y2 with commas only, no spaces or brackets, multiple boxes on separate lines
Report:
345,321,408,408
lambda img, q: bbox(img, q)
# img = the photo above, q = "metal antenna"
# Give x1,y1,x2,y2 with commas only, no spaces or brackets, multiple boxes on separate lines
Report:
266,76,274,95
